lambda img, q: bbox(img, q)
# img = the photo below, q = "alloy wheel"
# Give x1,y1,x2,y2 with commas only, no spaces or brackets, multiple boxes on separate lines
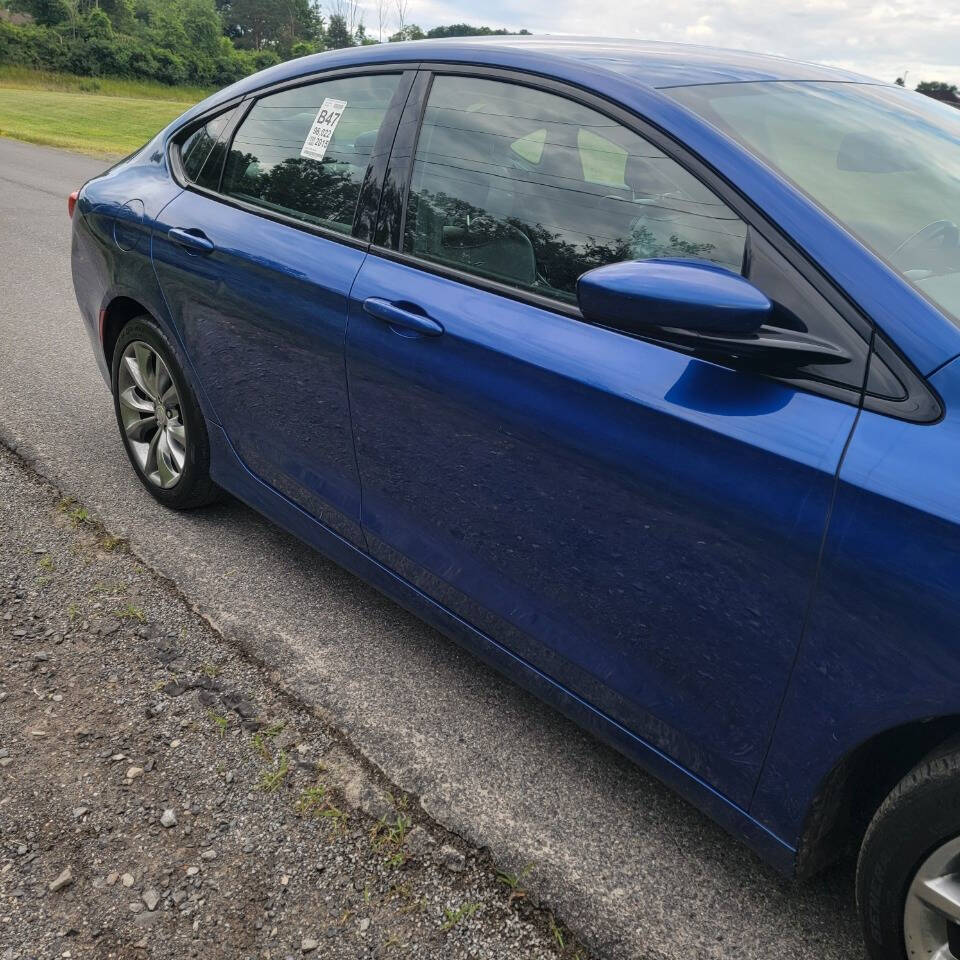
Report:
116,341,186,489
904,836,960,959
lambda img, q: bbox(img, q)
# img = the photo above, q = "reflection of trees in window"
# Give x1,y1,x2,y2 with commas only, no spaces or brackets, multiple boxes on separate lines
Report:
223,151,360,229
407,185,717,300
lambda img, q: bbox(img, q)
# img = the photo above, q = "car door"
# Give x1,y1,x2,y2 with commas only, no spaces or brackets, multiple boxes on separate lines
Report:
344,71,873,808
152,70,412,545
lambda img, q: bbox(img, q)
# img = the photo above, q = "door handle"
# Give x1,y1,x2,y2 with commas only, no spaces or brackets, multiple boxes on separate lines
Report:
362,297,444,337
168,227,215,255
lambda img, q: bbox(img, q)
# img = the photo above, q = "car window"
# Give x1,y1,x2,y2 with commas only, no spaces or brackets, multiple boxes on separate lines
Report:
403,75,747,303
221,74,401,234
179,108,237,189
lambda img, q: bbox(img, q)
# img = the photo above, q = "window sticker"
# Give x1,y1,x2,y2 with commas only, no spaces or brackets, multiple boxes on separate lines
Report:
300,98,347,162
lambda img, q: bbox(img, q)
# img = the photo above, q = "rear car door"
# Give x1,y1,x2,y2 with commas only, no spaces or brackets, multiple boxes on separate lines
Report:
344,71,873,807
153,70,412,545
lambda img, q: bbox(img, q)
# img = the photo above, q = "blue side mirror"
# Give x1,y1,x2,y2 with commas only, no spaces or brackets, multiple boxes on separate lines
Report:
577,258,773,336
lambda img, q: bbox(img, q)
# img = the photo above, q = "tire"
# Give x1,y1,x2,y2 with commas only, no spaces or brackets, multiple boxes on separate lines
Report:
857,749,960,960
111,314,219,510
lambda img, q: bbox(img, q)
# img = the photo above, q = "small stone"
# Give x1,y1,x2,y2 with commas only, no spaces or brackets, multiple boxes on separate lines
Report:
160,809,178,828
121,873,135,888
438,844,466,873
106,872,119,886
358,917,370,933
142,889,160,911
72,807,89,819
126,766,144,780
404,826,433,857
186,866,200,877
200,849,216,861
0,757,12,768
49,867,73,892
301,939,319,954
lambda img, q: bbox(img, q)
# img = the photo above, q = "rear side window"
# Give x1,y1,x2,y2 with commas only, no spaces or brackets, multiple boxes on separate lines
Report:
179,108,236,189
220,74,401,234
403,76,747,303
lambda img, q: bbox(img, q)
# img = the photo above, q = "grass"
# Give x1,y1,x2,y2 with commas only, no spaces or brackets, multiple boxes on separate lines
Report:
440,902,479,932
0,65,209,157
257,751,290,792
114,603,146,622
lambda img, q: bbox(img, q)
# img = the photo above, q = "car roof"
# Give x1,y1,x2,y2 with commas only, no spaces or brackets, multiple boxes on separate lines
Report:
226,36,874,100
409,36,874,87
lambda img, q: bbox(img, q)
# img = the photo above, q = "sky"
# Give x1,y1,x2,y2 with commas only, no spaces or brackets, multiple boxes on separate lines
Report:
392,0,960,85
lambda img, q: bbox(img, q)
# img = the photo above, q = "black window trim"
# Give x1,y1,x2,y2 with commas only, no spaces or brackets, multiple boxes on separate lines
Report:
370,61,940,423
167,63,421,254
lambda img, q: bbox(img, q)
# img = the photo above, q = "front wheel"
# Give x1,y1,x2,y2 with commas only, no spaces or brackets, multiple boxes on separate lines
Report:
857,749,960,960
111,315,219,509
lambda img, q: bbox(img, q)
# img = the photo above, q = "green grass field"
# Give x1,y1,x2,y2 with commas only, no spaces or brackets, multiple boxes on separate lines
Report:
0,66,211,156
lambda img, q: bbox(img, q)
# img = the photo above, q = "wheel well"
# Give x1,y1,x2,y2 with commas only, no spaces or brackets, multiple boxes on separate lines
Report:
101,296,148,385
796,716,960,877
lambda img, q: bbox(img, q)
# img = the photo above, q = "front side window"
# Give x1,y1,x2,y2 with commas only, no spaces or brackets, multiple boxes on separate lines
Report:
403,75,747,302
221,74,401,234
668,81,960,327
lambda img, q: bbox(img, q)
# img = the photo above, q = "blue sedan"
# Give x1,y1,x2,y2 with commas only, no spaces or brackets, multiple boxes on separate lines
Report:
69,37,960,960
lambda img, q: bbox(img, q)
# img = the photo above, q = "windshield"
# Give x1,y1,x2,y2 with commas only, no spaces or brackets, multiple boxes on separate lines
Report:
668,81,960,326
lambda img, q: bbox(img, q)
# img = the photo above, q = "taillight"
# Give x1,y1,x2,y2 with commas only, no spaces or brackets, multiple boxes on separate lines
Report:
68,190,78,219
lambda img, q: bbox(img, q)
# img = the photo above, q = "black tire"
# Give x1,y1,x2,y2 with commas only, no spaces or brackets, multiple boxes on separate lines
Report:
111,314,219,510
856,748,960,960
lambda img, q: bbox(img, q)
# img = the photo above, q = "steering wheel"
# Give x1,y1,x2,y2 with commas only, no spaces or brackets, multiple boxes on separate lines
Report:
892,219,960,261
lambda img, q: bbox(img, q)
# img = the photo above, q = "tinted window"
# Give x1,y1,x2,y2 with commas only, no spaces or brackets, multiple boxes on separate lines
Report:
404,76,747,302
221,74,401,234
179,108,236,188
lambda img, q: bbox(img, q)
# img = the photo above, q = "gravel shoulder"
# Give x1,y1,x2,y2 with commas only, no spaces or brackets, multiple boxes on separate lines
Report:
0,442,588,959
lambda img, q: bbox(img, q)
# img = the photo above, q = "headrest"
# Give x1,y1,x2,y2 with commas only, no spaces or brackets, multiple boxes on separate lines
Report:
625,154,676,197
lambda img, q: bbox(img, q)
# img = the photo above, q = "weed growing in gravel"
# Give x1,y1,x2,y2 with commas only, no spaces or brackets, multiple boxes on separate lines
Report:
114,603,145,622
207,710,228,738
496,862,534,903
250,731,272,762
319,803,348,832
37,554,54,571
258,751,290,792
69,506,89,527
371,813,411,868
67,601,81,621
550,916,564,948
295,784,350,834
441,902,480,932
99,534,126,552
200,661,220,678
295,784,326,813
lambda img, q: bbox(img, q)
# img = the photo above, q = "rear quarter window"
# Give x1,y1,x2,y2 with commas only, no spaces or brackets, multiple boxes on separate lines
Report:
178,108,237,190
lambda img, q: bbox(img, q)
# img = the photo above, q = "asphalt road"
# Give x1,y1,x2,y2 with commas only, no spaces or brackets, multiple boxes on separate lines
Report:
0,136,866,959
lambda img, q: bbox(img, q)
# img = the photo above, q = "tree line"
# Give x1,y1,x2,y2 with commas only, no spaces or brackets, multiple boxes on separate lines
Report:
0,0,529,87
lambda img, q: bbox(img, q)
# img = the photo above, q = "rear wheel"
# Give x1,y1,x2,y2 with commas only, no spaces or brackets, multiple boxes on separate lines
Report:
857,749,960,960
111,315,218,509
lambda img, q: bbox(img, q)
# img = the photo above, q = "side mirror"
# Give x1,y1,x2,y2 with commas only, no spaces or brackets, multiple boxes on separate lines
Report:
576,258,772,337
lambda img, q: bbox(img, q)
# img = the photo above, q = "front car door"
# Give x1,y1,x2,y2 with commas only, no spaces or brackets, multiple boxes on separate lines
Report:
345,71,874,808
153,69,413,544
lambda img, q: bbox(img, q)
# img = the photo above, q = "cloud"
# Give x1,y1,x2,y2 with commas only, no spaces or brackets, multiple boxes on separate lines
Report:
397,0,960,83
